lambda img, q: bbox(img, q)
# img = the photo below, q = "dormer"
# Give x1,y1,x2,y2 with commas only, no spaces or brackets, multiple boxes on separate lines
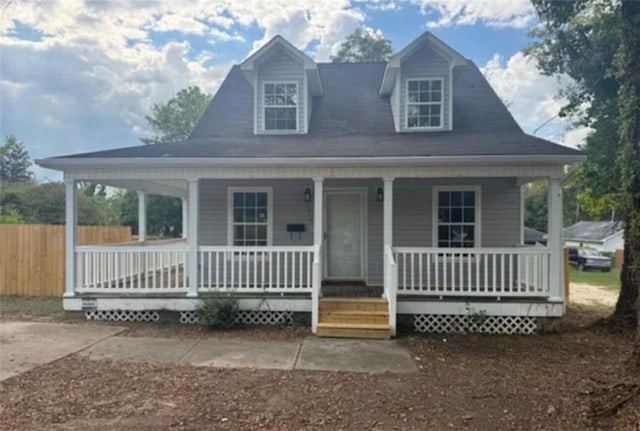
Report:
380,32,467,132
240,36,323,135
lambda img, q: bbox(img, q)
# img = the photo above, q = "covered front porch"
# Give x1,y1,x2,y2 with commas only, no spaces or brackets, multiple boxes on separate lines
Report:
60,161,566,336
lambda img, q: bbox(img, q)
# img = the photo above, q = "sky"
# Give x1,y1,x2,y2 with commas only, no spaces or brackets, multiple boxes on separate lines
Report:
0,0,589,181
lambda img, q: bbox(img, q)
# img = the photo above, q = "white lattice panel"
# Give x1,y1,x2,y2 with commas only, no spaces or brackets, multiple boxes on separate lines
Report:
414,314,537,334
85,310,160,322
179,310,293,326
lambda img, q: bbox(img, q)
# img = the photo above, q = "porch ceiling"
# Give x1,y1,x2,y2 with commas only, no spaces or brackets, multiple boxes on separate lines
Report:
99,179,187,198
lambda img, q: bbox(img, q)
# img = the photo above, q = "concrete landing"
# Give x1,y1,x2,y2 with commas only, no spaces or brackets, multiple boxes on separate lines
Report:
0,322,125,381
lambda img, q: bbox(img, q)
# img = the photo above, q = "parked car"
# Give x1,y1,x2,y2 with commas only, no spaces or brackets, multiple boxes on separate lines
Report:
567,247,612,272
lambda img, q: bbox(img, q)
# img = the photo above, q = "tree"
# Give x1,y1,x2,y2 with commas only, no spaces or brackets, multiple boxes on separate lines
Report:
528,0,640,331
331,28,393,63
616,0,640,365
0,135,33,183
141,86,211,145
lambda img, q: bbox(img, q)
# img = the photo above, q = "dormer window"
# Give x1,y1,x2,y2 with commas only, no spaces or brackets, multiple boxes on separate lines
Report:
406,78,443,129
263,82,298,131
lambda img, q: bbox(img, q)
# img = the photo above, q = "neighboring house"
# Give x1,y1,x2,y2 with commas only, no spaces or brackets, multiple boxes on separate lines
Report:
37,32,584,337
524,226,547,246
564,221,624,253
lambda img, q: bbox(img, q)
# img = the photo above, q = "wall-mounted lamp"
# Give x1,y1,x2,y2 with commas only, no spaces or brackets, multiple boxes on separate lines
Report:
376,187,384,202
304,187,312,203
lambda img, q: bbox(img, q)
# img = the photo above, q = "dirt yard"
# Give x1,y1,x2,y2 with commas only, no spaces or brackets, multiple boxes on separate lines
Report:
1,306,639,431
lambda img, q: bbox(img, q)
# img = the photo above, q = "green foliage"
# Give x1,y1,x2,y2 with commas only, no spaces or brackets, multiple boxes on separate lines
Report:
0,135,33,183
195,297,239,329
141,86,212,145
111,190,182,236
331,28,393,63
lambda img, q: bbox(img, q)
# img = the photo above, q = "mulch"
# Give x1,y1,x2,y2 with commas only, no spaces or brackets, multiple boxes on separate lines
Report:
1,310,639,430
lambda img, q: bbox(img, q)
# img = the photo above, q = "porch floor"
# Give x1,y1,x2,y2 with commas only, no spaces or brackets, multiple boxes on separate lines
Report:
321,283,383,297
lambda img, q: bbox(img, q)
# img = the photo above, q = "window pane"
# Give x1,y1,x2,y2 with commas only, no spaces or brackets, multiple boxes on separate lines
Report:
438,191,449,206
245,208,256,222
463,225,474,241
234,193,244,207
451,191,463,206
257,193,267,206
234,226,244,241
451,226,463,241
438,226,449,241
463,191,475,206
246,225,256,240
431,105,441,115
451,208,462,223
463,207,475,223
257,225,267,241
257,208,267,222
438,208,450,223
438,240,449,248
430,116,441,127
264,83,274,94
234,209,244,222
408,81,419,91
246,193,256,206
432,80,442,91
431,91,442,102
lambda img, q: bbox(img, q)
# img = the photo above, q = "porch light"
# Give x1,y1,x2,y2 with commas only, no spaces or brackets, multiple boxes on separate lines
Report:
304,187,312,202
376,187,384,202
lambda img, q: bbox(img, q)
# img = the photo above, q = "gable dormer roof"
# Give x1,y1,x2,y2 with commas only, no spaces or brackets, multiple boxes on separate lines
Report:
240,35,323,96
379,31,468,95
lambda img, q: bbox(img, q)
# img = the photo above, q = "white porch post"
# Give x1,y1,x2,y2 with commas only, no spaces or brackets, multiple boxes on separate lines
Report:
181,198,188,239
383,177,396,336
187,179,199,297
312,177,324,333
137,191,146,242
64,179,76,298
547,176,564,303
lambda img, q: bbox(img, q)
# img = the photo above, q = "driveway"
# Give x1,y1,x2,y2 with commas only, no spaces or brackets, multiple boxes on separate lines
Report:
0,322,125,381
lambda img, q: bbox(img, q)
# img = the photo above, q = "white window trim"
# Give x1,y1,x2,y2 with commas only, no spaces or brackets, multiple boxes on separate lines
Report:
261,81,300,134
227,187,274,247
431,185,482,248
405,77,445,131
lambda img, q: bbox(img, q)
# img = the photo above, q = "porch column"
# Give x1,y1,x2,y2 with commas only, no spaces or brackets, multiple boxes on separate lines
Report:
186,179,199,297
181,198,188,239
64,179,76,298
547,176,564,303
137,191,146,242
383,177,396,336
312,177,324,333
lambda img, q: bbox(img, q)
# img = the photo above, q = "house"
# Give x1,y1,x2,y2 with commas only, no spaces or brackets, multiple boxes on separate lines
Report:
524,226,547,246
37,32,584,337
563,221,624,253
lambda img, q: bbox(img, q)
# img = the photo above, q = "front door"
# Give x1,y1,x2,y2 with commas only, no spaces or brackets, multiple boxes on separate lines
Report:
324,190,365,279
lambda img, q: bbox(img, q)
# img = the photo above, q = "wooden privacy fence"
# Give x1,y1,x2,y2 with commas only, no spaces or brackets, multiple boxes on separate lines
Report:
0,224,131,297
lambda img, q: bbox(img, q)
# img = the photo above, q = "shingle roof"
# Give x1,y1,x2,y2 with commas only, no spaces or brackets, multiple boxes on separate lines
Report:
52,61,583,160
524,226,546,244
563,221,624,242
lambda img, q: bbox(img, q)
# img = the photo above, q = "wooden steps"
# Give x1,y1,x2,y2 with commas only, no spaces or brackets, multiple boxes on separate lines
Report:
317,298,390,339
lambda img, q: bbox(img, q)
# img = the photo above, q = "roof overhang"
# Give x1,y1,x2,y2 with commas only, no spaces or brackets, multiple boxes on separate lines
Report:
240,35,323,96
37,154,586,172
380,31,468,95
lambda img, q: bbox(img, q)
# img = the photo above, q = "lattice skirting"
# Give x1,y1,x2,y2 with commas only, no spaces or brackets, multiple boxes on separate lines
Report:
180,310,294,326
85,310,160,322
413,314,537,335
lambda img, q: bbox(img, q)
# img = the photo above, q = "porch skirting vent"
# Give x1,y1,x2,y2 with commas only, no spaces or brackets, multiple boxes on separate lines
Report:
85,310,160,323
180,310,294,326
413,314,537,335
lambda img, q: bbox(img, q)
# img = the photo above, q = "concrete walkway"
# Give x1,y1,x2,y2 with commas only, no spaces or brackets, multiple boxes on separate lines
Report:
0,322,125,381
80,335,418,373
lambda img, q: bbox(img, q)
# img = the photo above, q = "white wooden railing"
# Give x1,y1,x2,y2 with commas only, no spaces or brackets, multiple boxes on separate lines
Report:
197,246,316,293
393,247,550,297
75,243,188,293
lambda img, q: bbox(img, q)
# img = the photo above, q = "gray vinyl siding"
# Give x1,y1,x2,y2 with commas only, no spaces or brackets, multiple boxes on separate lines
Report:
256,47,306,134
398,44,451,131
198,177,521,287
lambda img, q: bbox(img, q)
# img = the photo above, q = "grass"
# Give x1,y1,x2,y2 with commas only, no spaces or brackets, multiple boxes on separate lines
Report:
568,266,621,291
0,296,65,321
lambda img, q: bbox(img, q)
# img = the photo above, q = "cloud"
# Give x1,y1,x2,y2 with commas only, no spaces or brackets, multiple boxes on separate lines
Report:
411,0,535,28
480,52,589,148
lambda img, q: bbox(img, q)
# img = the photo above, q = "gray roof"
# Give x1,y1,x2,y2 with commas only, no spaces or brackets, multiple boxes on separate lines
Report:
51,61,583,161
563,221,624,242
524,226,546,244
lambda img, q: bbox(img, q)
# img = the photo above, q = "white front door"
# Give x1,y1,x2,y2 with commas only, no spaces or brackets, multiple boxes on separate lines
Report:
324,190,365,279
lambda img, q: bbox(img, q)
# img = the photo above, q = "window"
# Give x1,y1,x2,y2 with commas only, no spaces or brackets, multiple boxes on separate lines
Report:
229,188,272,246
263,82,297,131
406,78,443,129
433,187,480,248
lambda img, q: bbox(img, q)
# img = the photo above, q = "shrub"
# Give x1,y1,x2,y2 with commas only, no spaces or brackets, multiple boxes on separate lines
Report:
195,296,239,329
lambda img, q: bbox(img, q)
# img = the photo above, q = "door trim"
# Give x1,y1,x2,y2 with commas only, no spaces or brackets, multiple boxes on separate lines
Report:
323,188,368,281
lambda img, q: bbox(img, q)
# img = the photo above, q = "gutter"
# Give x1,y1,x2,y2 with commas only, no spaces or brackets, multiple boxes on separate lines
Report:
36,154,586,171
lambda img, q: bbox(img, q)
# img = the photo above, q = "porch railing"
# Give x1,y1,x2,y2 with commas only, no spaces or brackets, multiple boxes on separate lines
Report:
75,242,188,293
392,247,551,297
197,246,316,293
